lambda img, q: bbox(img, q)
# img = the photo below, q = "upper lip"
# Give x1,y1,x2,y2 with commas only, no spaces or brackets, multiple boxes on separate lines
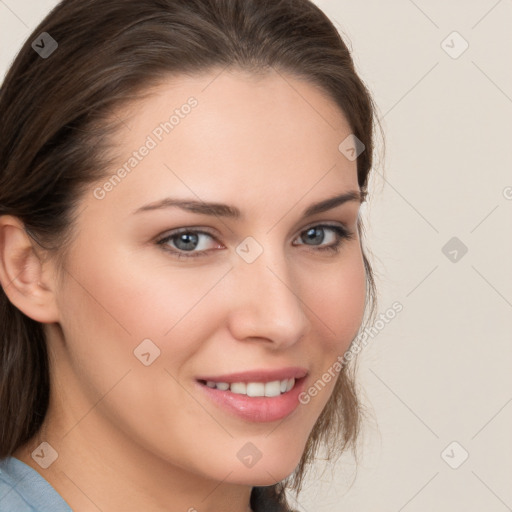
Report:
196,366,308,384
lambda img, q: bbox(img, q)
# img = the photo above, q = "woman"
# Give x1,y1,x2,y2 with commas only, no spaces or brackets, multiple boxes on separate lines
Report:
0,0,381,510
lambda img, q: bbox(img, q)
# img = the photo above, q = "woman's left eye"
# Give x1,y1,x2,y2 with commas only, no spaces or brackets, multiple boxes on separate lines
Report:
156,224,355,259
293,224,355,253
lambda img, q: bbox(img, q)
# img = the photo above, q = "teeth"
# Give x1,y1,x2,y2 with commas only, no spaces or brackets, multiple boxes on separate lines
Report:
230,382,246,394
205,378,296,396
264,381,281,397
246,382,265,397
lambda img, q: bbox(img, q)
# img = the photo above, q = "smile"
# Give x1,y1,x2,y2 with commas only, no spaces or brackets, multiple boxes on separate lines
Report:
196,373,308,423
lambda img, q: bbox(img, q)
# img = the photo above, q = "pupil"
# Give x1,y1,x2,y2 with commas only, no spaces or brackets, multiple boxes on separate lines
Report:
305,227,324,245
176,233,198,251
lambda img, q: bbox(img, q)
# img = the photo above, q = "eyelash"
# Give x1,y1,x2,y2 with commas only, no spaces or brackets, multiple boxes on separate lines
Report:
156,223,355,260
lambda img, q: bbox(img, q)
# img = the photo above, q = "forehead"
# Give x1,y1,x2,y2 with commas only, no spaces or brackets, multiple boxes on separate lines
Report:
84,68,359,221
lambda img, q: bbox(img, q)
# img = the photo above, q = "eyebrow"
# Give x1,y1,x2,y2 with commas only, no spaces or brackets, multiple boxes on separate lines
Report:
133,190,364,219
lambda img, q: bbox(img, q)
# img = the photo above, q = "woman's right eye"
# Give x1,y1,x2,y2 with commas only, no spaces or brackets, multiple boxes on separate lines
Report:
156,229,221,258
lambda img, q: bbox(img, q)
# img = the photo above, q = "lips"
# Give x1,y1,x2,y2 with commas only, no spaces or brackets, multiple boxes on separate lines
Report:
196,371,308,422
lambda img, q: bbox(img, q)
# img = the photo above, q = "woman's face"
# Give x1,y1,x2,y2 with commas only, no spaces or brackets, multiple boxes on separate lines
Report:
45,68,366,486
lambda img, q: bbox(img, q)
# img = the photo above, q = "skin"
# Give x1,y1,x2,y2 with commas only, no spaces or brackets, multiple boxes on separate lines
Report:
0,67,366,512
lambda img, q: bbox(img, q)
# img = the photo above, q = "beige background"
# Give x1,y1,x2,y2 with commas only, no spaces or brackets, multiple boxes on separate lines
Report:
1,1,511,511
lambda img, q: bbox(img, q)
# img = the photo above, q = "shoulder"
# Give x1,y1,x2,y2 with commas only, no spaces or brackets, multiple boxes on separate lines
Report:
0,456,72,512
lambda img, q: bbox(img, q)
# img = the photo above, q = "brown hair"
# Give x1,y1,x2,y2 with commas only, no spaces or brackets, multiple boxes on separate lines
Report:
0,0,381,508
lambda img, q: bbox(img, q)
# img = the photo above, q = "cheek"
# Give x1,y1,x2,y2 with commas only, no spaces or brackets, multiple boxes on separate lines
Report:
289,247,366,410
54,249,232,465
303,246,367,351
55,242,235,422
59,240,219,345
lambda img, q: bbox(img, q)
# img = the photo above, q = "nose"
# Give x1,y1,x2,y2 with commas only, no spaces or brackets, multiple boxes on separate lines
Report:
226,244,310,349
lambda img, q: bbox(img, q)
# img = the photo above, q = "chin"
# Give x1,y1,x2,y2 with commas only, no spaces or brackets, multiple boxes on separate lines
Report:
221,449,304,486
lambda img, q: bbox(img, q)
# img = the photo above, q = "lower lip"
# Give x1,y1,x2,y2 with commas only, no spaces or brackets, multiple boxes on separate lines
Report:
196,377,307,423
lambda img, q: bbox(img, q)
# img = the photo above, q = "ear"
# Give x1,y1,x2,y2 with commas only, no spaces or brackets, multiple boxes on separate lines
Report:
0,215,60,323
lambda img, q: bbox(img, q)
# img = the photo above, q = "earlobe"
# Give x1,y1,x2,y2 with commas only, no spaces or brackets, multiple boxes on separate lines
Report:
0,215,60,323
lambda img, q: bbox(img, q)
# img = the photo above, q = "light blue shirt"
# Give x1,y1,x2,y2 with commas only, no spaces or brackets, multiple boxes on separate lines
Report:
0,456,72,512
